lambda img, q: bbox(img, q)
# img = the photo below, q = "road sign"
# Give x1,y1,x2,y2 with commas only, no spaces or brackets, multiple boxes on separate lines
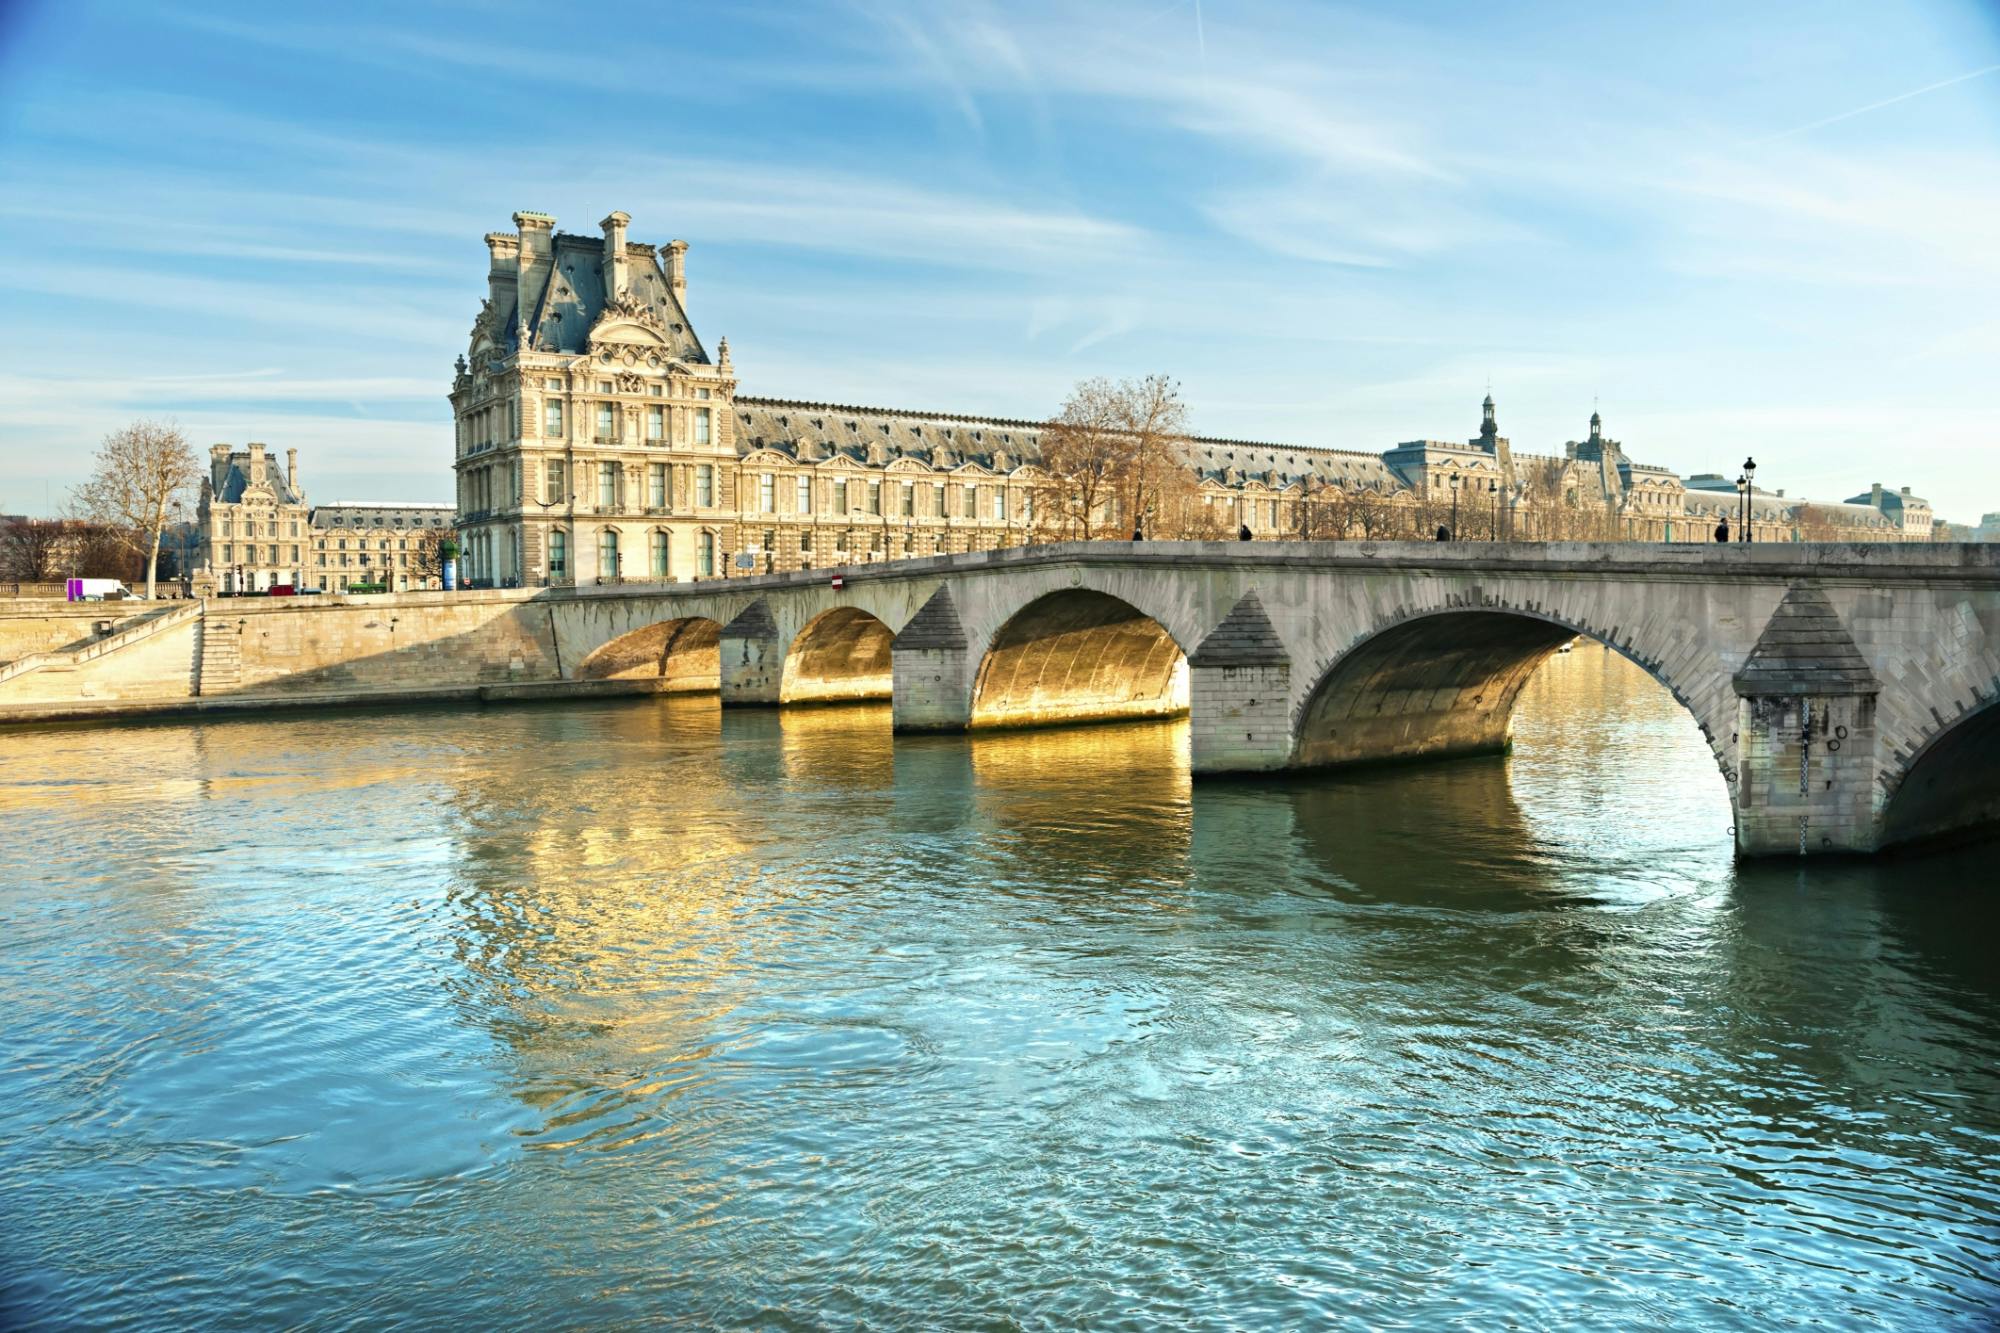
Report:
830,574,844,590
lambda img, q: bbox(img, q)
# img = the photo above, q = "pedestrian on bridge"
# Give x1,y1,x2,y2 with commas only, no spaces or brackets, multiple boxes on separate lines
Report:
1436,524,1452,542
1715,516,1731,543
1239,523,1253,541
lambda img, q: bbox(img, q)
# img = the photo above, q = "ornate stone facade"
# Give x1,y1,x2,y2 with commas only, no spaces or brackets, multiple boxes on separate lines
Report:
197,446,453,594
450,209,1943,585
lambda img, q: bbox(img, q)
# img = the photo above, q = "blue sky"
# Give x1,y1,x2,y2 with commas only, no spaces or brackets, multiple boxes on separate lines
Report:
1,0,1996,517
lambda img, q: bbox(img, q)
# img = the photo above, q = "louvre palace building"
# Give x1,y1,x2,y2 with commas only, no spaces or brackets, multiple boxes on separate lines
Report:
448,209,1936,589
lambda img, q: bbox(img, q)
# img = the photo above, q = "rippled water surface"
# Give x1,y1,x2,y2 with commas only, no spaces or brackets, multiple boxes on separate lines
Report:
2,647,1997,1328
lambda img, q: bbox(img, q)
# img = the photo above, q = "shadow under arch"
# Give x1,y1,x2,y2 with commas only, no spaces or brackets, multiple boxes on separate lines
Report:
575,615,721,690
1294,607,1730,791
971,588,1187,730
1877,697,2000,850
782,606,893,704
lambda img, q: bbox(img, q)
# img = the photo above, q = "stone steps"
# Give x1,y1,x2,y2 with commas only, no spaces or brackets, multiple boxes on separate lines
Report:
196,616,241,695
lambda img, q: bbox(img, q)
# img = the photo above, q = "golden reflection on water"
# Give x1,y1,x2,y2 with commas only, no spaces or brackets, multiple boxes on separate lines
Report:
3,646,2000,1328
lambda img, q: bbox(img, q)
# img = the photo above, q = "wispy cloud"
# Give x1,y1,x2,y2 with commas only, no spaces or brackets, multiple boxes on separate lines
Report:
1750,60,2000,144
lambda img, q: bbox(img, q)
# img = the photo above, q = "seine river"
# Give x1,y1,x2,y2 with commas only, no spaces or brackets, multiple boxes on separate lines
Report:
2,647,1996,1328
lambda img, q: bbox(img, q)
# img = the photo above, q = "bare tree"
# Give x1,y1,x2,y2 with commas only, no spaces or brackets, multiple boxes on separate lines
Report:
72,421,200,598
0,517,67,582
1034,378,1129,541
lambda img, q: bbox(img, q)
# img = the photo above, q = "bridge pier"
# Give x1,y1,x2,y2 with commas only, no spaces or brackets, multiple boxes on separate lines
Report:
891,587,972,732
1729,583,1881,856
718,599,782,706
1187,591,1294,774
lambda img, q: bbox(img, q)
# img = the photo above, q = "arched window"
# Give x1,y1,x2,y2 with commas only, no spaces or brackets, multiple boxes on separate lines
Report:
600,528,621,580
549,529,568,578
699,531,715,576
650,529,669,577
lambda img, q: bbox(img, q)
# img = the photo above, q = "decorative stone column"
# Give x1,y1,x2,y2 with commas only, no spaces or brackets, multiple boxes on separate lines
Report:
1188,589,1293,775
718,598,782,706
1731,581,1879,856
892,585,971,732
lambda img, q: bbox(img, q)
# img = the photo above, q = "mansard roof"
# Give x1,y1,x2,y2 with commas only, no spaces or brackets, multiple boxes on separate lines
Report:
210,457,303,507
731,394,1407,492
524,232,706,363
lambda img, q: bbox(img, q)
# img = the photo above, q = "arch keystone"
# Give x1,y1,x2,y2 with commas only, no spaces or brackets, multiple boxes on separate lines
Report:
893,585,972,732
1190,589,1293,775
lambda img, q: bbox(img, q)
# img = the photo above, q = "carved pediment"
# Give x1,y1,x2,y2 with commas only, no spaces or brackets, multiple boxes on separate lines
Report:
884,456,930,474
587,289,672,352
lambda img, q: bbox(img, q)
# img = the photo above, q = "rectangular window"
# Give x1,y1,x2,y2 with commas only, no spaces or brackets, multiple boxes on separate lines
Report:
598,462,618,511
796,475,812,514
597,381,612,394
695,387,711,400
963,484,977,519
834,479,848,513
222,519,232,537
222,543,233,560
549,530,567,576
993,489,1007,520
545,460,566,503
694,408,712,445
596,403,615,441
648,384,663,398
290,546,300,562
648,463,667,509
699,532,715,576
545,400,563,437
934,483,947,516
696,464,714,508
867,480,882,516
647,406,663,440
901,482,915,516
759,473,776,513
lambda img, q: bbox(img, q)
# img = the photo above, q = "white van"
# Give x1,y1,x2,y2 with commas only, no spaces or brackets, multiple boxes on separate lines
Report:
64,578,142,602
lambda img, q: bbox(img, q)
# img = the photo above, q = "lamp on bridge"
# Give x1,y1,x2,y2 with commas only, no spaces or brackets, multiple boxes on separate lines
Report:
1488,479,1499,540
1741,457,1758,543
1449,471,1461,541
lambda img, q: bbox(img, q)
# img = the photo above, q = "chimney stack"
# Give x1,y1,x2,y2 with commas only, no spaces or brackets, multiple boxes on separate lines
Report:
601,211,631,299
247,442,266,484
513,211,556,344
1901,486,1911,496
211,443,231,491
1871,482,1884,506
287,448,300,497
483,232,519,314
664,238,688,305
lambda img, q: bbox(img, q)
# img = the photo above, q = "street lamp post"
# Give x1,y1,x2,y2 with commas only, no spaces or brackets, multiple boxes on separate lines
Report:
1449,472,1461,540
1488,479,1499,540
528,491,575,586
1741,456,1758,543
1735,473,1748,544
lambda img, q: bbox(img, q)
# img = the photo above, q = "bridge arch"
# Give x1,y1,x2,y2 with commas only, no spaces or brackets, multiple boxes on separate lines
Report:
782,606,894,704
575,615,722,690
1876,698,2000,850
1292,604,1735,791
971,588,1188,729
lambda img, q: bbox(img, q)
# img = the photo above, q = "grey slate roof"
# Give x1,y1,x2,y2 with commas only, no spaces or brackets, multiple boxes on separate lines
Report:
523,233,706,363
893,586,968,650
1188,590,1290,667
1732,582,1878,696
732,395,1402,491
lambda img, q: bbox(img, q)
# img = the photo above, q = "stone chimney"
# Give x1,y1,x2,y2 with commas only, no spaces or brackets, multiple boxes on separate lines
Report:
664,238,688,305
483,231,519,313
210,443,231,492
1901,486,1912,496
247,442,266,484
513,211,556,344
1871,482,1884,506
287,448,300,498
601,211,631,298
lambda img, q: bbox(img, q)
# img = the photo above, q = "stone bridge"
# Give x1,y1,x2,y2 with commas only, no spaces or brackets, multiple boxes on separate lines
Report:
546,540,2000,859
